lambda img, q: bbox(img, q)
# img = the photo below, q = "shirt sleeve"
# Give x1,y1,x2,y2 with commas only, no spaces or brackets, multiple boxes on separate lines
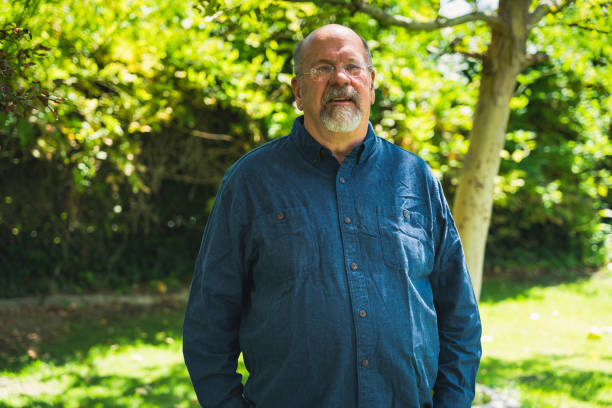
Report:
429,177,482,408
183,180,250,408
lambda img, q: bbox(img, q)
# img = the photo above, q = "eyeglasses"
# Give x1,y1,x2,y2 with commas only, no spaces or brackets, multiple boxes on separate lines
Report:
300,63,373,82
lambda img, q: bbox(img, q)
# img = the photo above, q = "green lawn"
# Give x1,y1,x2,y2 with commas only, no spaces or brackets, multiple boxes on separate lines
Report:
477,269,612,407
0,302,200,408
0,269,610,407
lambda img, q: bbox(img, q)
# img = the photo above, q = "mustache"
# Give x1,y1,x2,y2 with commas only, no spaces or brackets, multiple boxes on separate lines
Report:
322,87,360,105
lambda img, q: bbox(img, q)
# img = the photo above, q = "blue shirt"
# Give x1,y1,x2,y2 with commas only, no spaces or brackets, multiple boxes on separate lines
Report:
183,117,481,408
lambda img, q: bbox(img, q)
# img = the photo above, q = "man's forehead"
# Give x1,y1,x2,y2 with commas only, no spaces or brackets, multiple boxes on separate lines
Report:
301,25,366,60
307,24,361,42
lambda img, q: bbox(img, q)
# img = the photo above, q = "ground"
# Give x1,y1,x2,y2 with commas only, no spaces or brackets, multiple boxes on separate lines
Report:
0,292,187,366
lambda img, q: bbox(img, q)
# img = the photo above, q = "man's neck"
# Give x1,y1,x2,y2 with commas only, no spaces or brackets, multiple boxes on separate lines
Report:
304,120,368,164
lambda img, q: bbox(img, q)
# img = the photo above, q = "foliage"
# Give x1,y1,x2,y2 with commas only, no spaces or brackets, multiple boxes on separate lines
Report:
0,23,62,118
0,0,610,296
0,0,254,296
487,4,612,270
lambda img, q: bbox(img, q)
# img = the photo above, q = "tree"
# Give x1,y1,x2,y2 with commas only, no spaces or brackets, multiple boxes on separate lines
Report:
0,24,63,118
0,0,260,296
1,0,608,297
198,0,610,298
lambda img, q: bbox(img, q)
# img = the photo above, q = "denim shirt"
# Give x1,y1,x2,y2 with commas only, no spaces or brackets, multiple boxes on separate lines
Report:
183,117,481,408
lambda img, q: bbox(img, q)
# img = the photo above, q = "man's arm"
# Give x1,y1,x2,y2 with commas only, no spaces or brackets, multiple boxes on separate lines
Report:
430,178,482,408
183,182,249,407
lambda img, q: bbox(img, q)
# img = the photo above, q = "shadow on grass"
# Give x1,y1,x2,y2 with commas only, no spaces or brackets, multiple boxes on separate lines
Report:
480,270,606,303
478,354,612,406
480,279,534,303
0,301,187,373
0,300,206,407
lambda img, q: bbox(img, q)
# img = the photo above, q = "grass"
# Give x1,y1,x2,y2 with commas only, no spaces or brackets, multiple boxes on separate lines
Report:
0,269,610,407
477,268,612,407
0,301,198,408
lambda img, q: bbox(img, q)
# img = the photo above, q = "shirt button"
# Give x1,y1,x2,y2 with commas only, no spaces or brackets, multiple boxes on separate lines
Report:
350,262,358,271
276,212,285,220
344,217,351,224
361,359,369,367
359,310,367,318
339,177,346,184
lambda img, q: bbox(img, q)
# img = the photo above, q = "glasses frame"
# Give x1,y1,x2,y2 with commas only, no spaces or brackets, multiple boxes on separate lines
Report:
299,63,374,82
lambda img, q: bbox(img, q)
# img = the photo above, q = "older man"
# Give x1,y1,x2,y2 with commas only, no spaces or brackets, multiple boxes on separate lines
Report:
183,24,481,407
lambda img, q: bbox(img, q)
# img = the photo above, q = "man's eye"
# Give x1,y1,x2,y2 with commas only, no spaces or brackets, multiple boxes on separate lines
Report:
346,64,361,73
315,65,334,73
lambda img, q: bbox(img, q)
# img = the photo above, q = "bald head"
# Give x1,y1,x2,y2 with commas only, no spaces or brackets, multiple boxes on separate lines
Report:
293,24,372,76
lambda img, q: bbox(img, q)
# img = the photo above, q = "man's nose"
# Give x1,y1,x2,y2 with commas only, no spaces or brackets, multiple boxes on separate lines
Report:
330,66,351,85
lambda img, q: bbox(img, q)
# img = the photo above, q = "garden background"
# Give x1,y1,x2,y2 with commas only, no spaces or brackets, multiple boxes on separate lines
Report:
1,0,610,406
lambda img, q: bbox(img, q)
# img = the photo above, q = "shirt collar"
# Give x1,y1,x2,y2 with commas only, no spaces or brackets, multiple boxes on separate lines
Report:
289,116,378,166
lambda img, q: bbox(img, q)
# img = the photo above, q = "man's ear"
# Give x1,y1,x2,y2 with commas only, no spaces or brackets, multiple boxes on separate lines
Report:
369,70,376,105
291,77,303,111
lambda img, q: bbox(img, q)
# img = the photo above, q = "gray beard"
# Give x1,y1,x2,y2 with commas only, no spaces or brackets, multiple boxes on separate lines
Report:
320,104,362,133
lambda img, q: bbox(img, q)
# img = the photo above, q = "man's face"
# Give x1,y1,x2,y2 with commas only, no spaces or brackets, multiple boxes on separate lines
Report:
292,26,375,135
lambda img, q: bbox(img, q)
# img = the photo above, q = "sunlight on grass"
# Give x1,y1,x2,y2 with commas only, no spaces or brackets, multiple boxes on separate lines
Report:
0,305,201,408
1,341,198,408
478,270,612,407
1,272,610,407
0,304,254,408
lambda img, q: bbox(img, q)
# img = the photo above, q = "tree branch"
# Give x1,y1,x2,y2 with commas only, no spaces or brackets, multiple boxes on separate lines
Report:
457,50,486,61
191,130,233,142
528,0,576,27
566,22,610,34
282,0,503,30
448,37,486,62
522,51,549,69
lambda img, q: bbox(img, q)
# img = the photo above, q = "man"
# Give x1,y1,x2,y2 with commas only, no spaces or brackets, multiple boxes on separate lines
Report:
183,24,481,407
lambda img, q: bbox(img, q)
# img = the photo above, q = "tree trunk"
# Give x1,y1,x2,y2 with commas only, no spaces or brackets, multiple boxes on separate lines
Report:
452,0,530,299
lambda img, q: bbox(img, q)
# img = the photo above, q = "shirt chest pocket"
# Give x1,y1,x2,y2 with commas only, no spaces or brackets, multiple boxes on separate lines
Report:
377,206,433,279
251,207,318,296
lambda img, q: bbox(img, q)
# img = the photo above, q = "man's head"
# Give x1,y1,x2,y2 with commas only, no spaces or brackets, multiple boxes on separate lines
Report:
293,27,373,78
291,24,375,138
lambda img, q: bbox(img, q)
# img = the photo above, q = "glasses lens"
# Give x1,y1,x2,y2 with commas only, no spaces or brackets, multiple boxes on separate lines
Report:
307,64,370,81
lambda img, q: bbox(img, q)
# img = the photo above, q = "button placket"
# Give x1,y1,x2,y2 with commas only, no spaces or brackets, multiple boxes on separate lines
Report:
336,163,375,404
338,176,355,233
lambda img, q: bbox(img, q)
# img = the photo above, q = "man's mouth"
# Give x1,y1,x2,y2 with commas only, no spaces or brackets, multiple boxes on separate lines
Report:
323,87,359,106
326,97,354,105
